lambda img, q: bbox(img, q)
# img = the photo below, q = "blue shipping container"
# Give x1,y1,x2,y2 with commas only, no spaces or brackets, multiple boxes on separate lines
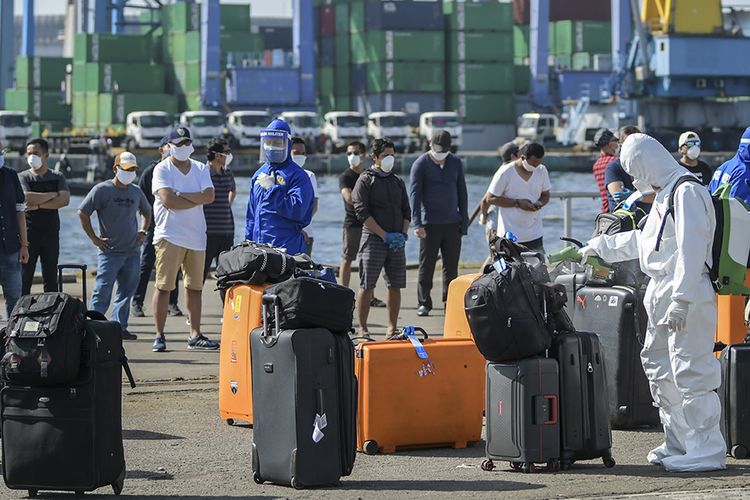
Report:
354,92,445,118
365,0,444,31
261,26,293,51
226,67,302,106
320,37,335,66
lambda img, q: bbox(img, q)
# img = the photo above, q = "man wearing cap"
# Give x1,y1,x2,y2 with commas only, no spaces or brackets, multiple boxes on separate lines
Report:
408,130,468,317
151,126,217,352
592,128,619,213
677,131,713,186
78,152,151,340
709,126,750,206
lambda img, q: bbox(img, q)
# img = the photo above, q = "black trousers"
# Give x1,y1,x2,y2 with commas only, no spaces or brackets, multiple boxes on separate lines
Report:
417,223,462,310
22,232,59,295
132,233,179,307
204,233,234,281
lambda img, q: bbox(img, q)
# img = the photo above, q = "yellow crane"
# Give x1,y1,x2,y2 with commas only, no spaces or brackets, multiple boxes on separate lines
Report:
641,0,724,34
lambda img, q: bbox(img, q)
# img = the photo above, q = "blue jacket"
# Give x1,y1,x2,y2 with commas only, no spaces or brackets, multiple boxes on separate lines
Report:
244,119,314,254
708,127,750,205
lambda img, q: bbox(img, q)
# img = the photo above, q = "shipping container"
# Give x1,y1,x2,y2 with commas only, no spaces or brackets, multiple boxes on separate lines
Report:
447,92,516,124
138,9,162,36
320,37,335,66
74,33,154,64
98,93,179,128
318,66,335,96
319,5,335,37
335,3,349,34
225,67,301,106
260,26,293,51
351,63,367,94
221,32,264,56
514,0,611,24
354,92,445,118
447,62,515,93
444,1,513,31
179,91,203,112
166,63,200,94
447,31,514,62
513,25,555,58
514,65,531,94
4,89,71,122
335,35,350,67
85,63,165,93
85,92,99,128
572,52,592,70
367,62,445,93
350,0,365,34
220,4,251,32
360,31,445,63
554,20,611,55
335,65,351,96
163,31,201,64
350,31,367,64
593,53,613,72
15,56,70,90
365,0,443,31
162,2,200,33
72,91,86,128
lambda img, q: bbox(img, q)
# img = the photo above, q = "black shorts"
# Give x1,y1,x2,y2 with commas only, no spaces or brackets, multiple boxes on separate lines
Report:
358,232,406,290
342,225,362,262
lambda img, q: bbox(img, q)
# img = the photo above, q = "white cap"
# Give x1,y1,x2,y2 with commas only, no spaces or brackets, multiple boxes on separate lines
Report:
115,151,138,170
678,131,700,148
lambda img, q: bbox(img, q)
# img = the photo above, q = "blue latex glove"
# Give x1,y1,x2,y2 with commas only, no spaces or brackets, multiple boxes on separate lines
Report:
612,188,634,204
384,232,406,250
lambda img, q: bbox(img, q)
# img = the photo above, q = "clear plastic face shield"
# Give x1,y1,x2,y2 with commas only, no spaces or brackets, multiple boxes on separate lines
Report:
260,129,289,164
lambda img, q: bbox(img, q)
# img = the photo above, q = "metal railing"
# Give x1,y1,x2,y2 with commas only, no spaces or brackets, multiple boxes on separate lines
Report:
550,191,600,240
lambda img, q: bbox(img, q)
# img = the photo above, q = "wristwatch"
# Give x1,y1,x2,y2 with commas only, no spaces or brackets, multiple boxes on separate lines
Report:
175,190,181,197
514,200,520,208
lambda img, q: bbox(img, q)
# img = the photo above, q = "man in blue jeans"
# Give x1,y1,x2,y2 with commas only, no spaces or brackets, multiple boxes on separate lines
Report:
78,152,151,339
0,150,30,318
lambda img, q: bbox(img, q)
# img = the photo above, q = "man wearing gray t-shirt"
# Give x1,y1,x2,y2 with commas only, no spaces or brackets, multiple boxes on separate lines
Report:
78,152,151,340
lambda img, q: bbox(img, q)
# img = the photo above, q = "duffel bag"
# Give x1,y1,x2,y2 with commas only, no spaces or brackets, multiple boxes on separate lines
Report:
2,292,86,385
215,241,295,289
464,262,552,362
263,276,355,332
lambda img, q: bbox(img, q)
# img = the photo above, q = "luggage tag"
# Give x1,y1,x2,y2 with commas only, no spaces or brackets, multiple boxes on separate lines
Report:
492,258,508,273
403,326,428,360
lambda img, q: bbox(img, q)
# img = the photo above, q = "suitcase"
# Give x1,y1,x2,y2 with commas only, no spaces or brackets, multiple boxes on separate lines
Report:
719,343,750,459
250,296,356,488
553,270,586,323
354,330,484,454
550,332,615,469
219,283,265,426
443,273,480,340
482,358,560,473
1,265,136,497
573,286,658,428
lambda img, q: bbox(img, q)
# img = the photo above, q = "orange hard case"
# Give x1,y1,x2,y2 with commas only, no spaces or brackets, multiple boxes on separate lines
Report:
443,273,480,340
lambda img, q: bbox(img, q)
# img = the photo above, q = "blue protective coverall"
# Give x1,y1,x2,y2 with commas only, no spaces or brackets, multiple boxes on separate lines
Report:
244,119,314,255
708,126,750,205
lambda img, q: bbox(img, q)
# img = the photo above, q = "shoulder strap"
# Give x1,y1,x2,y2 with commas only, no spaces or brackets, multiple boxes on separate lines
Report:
654,175,701,251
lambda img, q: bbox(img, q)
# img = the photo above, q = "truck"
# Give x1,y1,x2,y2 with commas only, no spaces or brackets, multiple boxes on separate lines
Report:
367,111,417,153
125,111,174,150
226,110,271,149
0,112,32,153
516,112,559,145
418,112,463,152
179,111,225,148
321,111,366,154
279,111,320,153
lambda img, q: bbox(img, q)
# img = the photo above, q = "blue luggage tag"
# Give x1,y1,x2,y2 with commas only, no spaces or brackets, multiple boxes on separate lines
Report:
403,326,428,359
492,257,508,273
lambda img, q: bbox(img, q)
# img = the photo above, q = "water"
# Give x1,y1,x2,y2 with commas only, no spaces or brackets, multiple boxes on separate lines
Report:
57,172,601,269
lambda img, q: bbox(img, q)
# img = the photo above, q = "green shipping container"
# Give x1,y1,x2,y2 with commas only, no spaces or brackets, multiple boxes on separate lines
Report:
178,91,203,113
448,31,513,62
98,93,178,128
555,54,572,69
572,52,592,70
72,62,87,93
335,3,349,34
334,94,350,110
350,32,367,64
162,2,200,33
72,92,86,128
85,92,99,128
74,33,153,64
163,32,201,64
513,26,529,58
335,36,350,67
444,1,513,31
367,62,444,93
514,65,531,94
355,31,444,63
166,63,201,94
220,4,251,32
85,63,165,93
447,93,515,124
15,56,70,90
318,67,335,97
350,0,365,34
335,65,350,96
554,20,611,55
447,63,514,93
221,32,264,56
4,89,71,122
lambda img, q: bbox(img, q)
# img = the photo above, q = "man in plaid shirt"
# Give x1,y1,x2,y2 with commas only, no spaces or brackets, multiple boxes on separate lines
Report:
592,128,619,213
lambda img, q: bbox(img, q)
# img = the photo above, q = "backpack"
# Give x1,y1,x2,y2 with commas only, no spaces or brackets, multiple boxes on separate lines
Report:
593,206,647,237
656,176,750,295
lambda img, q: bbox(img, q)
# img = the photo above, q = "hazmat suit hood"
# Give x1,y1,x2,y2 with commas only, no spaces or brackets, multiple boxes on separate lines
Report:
735,126,750,164
620,133,688,191
261,118,293,167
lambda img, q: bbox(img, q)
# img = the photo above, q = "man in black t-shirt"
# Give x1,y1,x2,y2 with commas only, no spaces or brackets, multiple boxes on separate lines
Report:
677,131,713,186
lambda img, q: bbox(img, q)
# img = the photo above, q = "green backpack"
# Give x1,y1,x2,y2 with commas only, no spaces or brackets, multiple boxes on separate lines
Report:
655,176,750,295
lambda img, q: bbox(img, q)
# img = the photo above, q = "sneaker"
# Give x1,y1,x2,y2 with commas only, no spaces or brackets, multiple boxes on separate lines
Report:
416,305,430,317
122,329,138,341
168,304,184,317
152,335,167,352
187,335,219,350
131,303,145,317
370,297,386,308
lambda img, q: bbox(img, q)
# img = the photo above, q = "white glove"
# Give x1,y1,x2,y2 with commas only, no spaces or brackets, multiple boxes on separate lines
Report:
578,245,600,265
478,212,487,225
666,301,689,333
257,173,275,190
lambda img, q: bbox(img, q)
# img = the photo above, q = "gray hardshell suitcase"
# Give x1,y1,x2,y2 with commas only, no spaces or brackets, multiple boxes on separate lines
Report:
250,295,356,489
482,358,561,473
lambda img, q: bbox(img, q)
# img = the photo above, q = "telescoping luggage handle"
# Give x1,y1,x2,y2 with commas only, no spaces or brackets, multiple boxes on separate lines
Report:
57,264,87,301
388,326,429,359
261,294,282,347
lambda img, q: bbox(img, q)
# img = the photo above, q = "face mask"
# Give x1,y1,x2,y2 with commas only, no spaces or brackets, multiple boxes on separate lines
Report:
163,147,171,159
115,168,136,185
28,154,43,170
348,154,361,168
431,148,449,162
522,159,536,172
171,143,194,162
292,154,307,168
379,155,395,173
224,153,233,167
686,145,701,160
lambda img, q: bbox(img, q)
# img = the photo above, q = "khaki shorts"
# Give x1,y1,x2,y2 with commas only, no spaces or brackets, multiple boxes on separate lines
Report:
155,239,205,291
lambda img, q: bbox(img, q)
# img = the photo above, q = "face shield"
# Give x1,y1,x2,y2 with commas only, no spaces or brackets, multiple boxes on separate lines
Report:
261,129,289,164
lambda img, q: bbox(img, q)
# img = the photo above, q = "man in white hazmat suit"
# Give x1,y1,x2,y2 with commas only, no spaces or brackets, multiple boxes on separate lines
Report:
580,133,725,472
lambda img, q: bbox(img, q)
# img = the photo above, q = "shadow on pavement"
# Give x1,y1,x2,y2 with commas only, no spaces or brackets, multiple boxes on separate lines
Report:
342,479,544,492
557,463,750,477
390,443,486,459
123,429,184,441
126,358,216,365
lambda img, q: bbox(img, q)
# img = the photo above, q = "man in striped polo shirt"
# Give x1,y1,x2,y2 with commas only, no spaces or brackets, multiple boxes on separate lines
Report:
592,128,618,213
203,137,237,284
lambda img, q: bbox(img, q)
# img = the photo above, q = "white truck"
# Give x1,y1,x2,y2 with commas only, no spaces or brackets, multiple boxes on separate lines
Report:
367,111,417,153
125,111,173,150
279,111,320,153
179,111,225,148
0,111,32,153
418,112,463,152
321,111,366,154
226,110,271,149
516,112,559,144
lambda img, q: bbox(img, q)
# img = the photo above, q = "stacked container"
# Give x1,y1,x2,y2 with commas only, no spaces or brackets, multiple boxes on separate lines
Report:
161,1,202,113
5,56,72,131
551,20,612,71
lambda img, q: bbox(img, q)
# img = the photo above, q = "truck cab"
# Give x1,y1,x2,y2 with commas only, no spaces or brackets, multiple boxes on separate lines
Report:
419,112,462,152
226,111,271,148
517,113,559,144
279,111,320,153
322,112,366,154
125,111,173,150
367,111,416,153
179,111,225,148
0,112,32,153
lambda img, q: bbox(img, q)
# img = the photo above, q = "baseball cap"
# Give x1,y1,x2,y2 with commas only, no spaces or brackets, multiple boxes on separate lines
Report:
593,128,617,149
431,130,452,152
678,131,700,148
115,151,138,170
167,126,192,144
159,134,170,147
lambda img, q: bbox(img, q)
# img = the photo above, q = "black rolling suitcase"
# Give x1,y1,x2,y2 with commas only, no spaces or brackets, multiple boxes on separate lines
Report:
550,331,615,469
719,343,750,459
482,358,561,473
251,294,356,489
573,286,658,428
1,265,136,497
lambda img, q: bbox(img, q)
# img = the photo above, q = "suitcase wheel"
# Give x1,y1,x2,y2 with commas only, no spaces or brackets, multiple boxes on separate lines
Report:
603,456,616,468
522,463,536,473
546,459,560,472
731,445,748,460
480,459,495,471
363,440,379,455
560,461,572,471
291,476,303,490
508,461,521,471
27,490,38,498
226,419,235,426
252,471,264,485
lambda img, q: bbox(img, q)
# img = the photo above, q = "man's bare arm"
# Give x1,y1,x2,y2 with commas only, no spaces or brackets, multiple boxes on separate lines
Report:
180,188,215,206
40,190,70,209
24,192,57,206
157,188,198,210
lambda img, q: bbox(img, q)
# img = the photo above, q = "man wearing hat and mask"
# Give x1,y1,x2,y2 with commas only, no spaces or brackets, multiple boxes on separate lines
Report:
677,131,713,186
78,152,151,340
592,128,619,213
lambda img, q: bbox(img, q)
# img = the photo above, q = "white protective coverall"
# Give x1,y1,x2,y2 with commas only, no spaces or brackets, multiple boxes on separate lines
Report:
583,133,725,472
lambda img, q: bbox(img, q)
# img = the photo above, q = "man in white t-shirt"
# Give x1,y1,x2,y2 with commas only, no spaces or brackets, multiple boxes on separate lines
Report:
291,137,319,256
150,126,217,352
483,142,551,254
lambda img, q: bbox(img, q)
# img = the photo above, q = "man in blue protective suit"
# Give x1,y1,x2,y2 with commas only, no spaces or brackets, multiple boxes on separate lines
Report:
708,126,750,205
245,119,314,255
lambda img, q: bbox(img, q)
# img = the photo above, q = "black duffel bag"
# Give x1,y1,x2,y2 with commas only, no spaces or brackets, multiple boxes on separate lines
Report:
215,241,295,289
1,292,86,385
263,276,355,333
464,261,552,362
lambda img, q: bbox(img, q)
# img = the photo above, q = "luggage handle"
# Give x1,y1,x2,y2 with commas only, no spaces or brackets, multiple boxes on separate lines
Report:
543,395,558,425
58,264,87,302
261,294,281,347
123,356,136,389
387,326,428,341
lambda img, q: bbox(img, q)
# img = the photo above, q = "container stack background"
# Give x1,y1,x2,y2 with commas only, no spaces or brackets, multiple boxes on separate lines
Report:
4,56,71,132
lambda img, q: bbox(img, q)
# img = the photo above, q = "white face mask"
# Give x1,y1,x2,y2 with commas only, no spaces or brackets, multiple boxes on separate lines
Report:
686,145,701,160
224,153,233,167
115,168,137,185
171,143,194,162
28,154,43,170
347,154,361,168
379,155,395,173
431,148,449,162
292,154,307,168
522,159,536,172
